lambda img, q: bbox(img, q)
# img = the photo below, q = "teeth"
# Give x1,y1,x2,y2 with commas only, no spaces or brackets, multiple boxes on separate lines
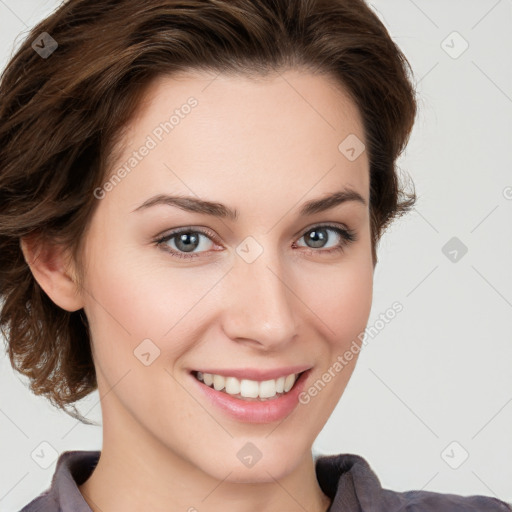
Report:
194,371,300,400
275,376,285,393
225,376,241,395
213,374,225,391
284,374,296,392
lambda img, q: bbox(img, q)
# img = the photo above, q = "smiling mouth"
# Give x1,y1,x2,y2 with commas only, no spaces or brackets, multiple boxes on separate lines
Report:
191,370,307,401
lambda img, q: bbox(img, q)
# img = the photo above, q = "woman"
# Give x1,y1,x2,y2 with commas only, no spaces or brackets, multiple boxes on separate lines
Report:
0,0,510,511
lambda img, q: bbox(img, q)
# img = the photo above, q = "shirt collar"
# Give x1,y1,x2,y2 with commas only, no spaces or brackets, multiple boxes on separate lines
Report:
39,449,398,511
51,450,100,511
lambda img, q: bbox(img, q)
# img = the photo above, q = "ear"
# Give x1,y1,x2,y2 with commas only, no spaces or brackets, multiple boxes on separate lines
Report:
20,235,84,312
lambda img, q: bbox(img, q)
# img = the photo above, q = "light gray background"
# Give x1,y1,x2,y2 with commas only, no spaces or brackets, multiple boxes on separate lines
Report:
1,0,511,510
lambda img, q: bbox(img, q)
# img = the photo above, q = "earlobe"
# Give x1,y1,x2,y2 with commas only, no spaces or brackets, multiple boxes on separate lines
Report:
19,235,84,312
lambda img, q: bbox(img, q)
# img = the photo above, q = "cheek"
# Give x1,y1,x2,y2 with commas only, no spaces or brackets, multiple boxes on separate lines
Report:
292,257,373,428
86,261,199,336
309,275,371,374
83,245,232,377
297,244,373,349
82,256,212,424
329,264,373,335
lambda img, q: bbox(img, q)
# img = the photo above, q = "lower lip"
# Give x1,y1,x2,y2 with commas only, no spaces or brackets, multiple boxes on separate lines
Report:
189,370,311,424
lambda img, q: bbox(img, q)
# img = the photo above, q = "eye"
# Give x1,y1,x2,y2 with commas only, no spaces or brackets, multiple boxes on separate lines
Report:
293,224,357,256
155,227,219,260
154,223,357,260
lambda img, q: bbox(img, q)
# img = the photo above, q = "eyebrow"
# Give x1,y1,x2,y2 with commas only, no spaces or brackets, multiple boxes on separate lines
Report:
131,188,366,220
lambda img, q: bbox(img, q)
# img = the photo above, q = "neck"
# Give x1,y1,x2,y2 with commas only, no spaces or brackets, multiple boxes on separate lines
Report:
78,397,332,512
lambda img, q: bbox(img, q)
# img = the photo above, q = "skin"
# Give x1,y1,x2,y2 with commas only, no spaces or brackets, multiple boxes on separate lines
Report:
22,69,374,512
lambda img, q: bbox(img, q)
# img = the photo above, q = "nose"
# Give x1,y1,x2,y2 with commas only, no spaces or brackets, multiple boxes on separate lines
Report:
221,246,299,351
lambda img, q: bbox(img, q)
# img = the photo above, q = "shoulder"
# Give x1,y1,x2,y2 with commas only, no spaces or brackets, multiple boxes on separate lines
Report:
384,487,512,511
315,452,512,512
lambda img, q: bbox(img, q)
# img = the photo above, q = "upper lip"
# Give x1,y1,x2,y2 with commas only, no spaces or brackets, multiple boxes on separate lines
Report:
191,365,312,381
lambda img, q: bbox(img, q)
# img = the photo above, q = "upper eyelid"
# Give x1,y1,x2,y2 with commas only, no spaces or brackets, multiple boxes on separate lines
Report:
291,221,351,240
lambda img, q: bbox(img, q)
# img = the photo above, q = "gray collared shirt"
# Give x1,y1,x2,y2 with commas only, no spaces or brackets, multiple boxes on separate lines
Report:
19,450,512,511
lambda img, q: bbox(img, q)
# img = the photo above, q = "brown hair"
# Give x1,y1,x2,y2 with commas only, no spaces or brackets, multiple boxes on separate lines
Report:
0,0,417,422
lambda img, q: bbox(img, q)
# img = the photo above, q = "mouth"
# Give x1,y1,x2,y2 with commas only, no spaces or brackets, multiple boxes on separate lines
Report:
188,368,312,423
190,369,308,402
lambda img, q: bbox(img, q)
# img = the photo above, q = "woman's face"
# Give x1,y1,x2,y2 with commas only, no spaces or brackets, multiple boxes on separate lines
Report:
79,69,373,482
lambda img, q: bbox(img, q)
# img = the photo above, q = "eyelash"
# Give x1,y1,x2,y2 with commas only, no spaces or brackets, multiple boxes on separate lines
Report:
154,223,357,260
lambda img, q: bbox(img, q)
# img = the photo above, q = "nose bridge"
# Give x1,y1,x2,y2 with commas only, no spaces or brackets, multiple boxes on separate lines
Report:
223,242,298,348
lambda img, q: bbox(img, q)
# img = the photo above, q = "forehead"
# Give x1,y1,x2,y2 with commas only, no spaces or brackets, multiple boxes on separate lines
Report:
107,68,369,209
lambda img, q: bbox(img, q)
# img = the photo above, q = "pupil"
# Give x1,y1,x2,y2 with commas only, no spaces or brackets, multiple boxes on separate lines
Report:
176,232,199,252
307,228,327,248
